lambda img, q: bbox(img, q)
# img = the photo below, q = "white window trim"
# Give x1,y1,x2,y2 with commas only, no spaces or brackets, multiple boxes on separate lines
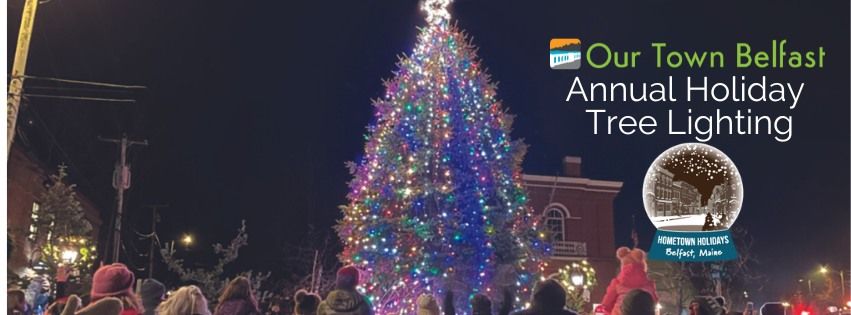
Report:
544,202,582,220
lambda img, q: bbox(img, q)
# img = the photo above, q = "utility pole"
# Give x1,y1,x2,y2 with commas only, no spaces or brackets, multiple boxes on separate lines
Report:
143,204,166,278
100,134,148,263
7,0,40,158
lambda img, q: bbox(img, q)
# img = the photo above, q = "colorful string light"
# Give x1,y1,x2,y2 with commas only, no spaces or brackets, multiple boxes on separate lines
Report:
336,4,548,314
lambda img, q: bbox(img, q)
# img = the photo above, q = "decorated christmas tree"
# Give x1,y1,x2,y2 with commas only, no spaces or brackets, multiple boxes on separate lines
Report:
702,212,715,231
336,1,547,313
31,165,95,274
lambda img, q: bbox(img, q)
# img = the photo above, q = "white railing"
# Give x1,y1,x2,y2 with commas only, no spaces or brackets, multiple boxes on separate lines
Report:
551,240,587,258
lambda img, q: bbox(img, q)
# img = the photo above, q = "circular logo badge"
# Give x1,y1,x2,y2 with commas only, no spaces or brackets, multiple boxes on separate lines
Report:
642,143,743,232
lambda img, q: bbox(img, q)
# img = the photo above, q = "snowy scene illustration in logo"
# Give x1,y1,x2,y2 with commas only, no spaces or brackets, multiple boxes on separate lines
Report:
642,143,743,232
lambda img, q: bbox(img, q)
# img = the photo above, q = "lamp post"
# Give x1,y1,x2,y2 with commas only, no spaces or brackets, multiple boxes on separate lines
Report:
61,249,78,264
570,270,585,287
181,234,193,249
818,266,847,301
554,260,596,310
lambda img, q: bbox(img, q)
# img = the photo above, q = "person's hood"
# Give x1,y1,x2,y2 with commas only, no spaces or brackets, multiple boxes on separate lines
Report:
324,290,366,312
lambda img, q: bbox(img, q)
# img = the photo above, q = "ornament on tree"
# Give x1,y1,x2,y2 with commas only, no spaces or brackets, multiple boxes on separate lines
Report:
335,1,547,313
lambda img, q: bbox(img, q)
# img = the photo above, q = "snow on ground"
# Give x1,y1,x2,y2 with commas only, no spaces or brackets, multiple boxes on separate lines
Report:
651,214,707,229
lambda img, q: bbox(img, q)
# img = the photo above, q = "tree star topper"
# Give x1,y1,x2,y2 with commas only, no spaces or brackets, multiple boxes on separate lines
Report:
422,0,451,24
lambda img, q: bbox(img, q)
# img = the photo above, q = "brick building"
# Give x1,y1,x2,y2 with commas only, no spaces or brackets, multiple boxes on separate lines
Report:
708,183,739,218
673,180,700,215
522,156,622,304
651,165,674,217
7,144,103,275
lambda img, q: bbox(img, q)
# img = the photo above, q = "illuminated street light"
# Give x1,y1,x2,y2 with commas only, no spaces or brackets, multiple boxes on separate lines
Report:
816,265,846,301
61,249,78,264
181,234,193,247
570,271,585,286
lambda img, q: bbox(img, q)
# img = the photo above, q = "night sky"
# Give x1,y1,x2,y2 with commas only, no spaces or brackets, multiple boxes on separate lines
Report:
8,0,849,300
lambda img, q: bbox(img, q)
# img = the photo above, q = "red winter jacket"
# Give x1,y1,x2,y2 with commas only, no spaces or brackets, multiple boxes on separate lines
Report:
600,263,658,315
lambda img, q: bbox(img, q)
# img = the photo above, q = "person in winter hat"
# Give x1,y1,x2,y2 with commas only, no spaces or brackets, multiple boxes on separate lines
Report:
294,290,321,315
601,247,658,315
416,294,439,315
91,263,145,315
470,294,491,315
620,290,655,315
157,286,210,315
140,279,166,315
61,295,123,315
214,277,260,315
316,265,372,315
512,279,578,315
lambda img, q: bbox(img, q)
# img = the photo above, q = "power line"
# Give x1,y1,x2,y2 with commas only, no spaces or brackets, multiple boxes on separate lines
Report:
22,93,137,103
26,85,137,94
23,75,147,90
25,103,99,197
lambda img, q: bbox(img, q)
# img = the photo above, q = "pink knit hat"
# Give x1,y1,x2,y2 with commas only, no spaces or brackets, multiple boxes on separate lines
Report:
91,263,135,300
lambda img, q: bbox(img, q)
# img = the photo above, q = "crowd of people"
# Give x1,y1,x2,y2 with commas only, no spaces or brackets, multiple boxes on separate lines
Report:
7,248,734,315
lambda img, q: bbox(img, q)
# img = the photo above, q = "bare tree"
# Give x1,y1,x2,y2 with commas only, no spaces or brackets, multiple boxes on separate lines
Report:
686,227,765,311
266,225,339,307
160,220,272,306
649,260,695,315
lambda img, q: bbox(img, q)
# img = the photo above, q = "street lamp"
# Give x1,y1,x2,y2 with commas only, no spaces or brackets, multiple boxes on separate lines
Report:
61,249,78,264
570,270,585,287
817,265,847,301
181,234,193,248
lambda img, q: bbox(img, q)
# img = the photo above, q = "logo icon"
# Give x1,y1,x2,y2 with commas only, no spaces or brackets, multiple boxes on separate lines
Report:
642,143,743,232
550,38,581,69
643,143,742,261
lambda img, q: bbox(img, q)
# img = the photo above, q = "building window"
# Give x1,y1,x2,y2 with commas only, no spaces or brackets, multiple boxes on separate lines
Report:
545,206,569,242
28,202,40,241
